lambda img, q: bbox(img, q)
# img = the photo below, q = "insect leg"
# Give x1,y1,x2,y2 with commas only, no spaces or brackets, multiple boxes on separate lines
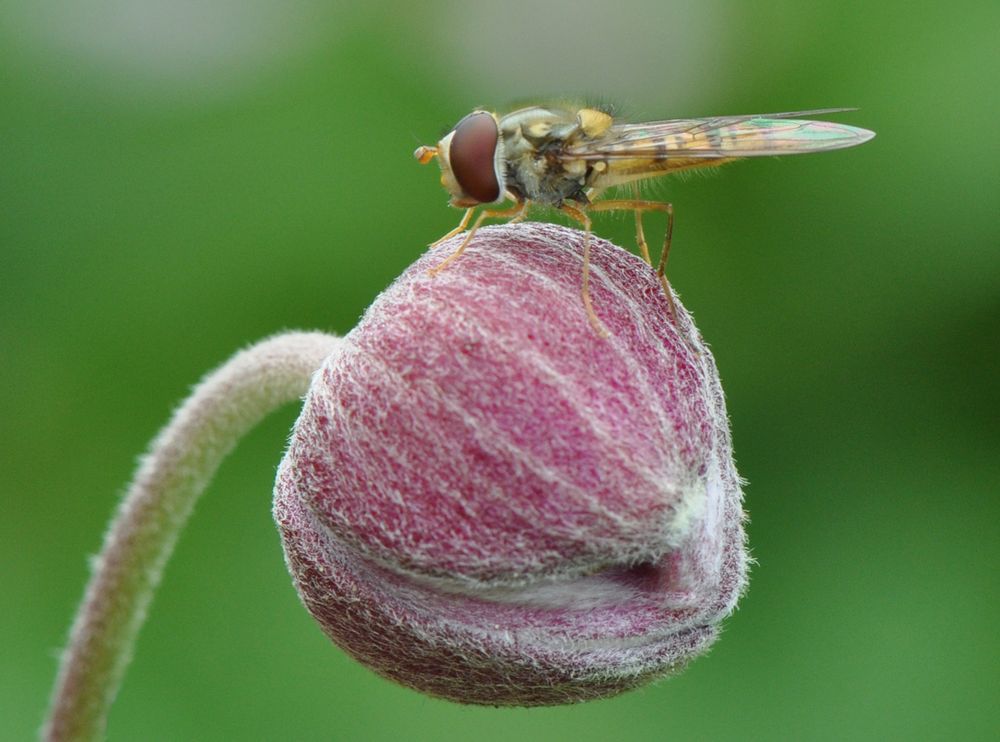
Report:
560,204,610,338
628,184,653,266
655,203,675,285
587,198,677,322
429,208,475,248
508,205,529,225
427,200,528,277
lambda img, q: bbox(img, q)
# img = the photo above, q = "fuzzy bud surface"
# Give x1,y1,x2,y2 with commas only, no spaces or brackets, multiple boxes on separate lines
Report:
273,223,748,705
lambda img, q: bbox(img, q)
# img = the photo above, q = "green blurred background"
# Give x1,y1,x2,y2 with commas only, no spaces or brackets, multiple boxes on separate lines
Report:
3,0,997,739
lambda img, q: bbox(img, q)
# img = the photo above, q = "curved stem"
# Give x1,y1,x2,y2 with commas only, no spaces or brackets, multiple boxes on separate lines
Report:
43,331,341,742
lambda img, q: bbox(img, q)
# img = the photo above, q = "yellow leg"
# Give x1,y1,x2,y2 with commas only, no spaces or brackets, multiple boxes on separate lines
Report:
427,201,528,277
587,198,676,322
429,208,475,249
560,204,610,338
509,206,529,225
634,208,652,266
628,184,653,266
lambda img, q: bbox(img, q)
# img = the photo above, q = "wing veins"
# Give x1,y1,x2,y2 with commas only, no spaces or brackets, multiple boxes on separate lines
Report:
563,109,872,160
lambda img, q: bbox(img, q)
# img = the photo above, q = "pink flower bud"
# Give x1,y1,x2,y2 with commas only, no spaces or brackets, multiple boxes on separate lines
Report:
273,223,747,705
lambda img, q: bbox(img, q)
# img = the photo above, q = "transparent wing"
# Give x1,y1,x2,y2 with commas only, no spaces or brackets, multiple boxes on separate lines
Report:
565,109,875,160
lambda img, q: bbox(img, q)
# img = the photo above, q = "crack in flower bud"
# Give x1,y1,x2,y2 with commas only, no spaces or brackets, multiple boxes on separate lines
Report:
274,223,748,705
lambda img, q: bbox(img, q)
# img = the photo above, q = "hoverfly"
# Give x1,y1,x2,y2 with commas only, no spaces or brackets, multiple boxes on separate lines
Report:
415,105,875,336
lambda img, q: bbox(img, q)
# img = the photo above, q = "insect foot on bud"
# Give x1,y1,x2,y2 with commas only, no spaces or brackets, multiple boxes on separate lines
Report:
274,223,748,706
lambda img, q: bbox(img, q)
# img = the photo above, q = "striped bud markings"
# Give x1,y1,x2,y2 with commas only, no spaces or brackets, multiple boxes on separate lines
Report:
274,223,748,705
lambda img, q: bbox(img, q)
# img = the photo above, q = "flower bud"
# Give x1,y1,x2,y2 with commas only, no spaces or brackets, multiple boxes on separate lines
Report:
273,223,747,705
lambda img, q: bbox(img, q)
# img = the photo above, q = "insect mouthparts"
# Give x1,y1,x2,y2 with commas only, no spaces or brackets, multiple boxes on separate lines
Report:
414,145,438,164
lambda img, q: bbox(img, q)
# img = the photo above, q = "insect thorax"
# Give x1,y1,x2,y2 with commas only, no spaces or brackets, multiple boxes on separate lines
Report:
499,108,595,206
504,152,588,205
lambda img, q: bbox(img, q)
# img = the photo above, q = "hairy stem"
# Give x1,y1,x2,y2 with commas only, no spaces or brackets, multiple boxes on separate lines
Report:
43,331,341,742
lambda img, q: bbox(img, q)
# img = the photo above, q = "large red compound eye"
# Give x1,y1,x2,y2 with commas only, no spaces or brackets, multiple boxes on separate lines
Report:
449,112,501,203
